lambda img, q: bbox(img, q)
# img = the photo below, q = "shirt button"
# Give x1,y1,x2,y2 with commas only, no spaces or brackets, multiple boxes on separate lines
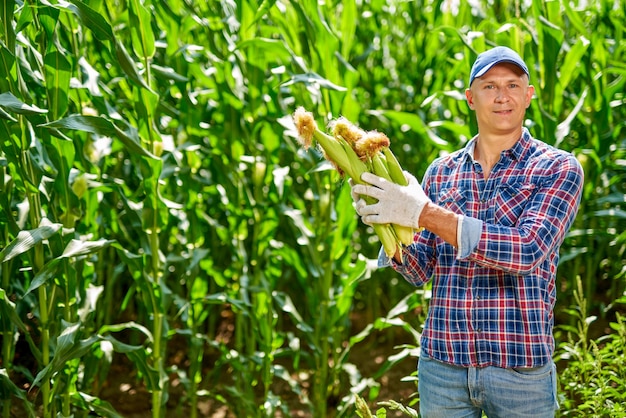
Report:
475,295,481,300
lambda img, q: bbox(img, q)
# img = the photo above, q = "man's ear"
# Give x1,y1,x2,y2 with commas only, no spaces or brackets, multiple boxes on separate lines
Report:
465,89,475,110
525,85,535,108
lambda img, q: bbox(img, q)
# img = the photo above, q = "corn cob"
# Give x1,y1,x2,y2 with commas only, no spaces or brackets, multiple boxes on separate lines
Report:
357,133,416,247
293,107,400,258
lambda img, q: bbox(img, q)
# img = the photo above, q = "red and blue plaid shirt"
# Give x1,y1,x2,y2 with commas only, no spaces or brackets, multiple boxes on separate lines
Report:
389,129,583,368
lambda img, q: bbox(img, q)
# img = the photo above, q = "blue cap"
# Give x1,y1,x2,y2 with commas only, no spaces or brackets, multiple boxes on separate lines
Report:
469,46,529,85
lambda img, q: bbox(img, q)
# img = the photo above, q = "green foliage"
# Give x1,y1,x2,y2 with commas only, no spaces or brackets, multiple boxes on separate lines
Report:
557,278,626,417
0,0,625,417
376,400,419,418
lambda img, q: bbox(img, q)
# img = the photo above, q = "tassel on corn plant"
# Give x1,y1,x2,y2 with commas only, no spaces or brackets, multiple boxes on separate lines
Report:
292,107,417,260
354,394,375,418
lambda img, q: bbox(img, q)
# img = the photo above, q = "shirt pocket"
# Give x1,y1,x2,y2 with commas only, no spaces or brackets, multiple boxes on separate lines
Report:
436,187,466,214
494,182,536,226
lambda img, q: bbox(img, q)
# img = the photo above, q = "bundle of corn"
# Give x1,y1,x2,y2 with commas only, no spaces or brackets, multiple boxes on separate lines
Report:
292,106,418,260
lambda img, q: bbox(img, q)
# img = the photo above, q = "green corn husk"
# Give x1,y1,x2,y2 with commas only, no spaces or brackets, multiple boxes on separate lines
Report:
382,146,407,186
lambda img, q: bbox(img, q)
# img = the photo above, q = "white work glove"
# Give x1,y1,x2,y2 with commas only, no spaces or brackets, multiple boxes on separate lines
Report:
348,178,372,226
348,178,365,207
351,171,430,230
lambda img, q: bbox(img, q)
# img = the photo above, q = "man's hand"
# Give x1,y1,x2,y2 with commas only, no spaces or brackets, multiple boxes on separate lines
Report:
351,171,429,230
348,178,372,226
348,178,363,206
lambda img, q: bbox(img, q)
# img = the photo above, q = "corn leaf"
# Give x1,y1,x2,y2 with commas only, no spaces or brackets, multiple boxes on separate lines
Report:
0,290,43,363
67,0,113,41
151,64,189,82
0,105,16,121
113,38,153,92
0,369,36,417
23,259,62,297
0,92,48,115
44,49,72,120
128,0,155,59
250,0,276,27
273,291,313,333
339,0,357,59
32,322,101,389
0,223,63,263
0,45,16,92
71,392,123,418
378,110,449,148
283,72,347,92
61,238,115,259
38,115,156,159
1,0,16,51
237,38,294,68
36,2,60,41
123,349,161,392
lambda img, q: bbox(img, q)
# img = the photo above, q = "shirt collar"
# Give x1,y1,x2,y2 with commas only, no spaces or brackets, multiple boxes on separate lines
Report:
462,127,531,163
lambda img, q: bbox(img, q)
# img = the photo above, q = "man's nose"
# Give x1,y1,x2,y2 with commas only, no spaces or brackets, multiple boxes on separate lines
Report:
495,90,510,102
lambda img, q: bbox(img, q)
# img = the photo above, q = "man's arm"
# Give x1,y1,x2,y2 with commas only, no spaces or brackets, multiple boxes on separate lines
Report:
389,202,459,263
419,202,459,248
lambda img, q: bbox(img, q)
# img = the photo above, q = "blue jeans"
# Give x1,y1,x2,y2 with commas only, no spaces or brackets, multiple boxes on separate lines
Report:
417,354,559,418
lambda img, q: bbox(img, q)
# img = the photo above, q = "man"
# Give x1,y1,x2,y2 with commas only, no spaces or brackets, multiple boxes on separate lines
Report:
351,46,583,417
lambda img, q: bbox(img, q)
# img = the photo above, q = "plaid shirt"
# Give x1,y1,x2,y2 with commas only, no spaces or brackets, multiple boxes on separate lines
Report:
390,129,583,368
